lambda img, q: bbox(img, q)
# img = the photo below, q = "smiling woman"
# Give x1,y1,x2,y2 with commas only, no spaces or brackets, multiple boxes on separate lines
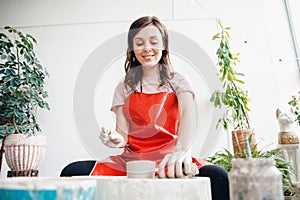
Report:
65,16,229,200
72,21,223,164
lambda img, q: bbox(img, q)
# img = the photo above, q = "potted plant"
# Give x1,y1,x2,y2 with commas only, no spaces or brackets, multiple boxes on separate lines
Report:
208,21,297,198
206,146,295,199
0,26,49,177
209,19,256,157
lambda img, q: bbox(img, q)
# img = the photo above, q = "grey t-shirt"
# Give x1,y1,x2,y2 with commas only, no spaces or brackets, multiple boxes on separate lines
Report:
111,72,194,113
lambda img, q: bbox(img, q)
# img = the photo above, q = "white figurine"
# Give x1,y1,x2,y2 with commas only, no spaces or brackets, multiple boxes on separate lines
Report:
276,108,299,144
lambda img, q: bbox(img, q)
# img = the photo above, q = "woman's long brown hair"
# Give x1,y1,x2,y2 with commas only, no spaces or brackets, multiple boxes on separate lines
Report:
124,16,173,92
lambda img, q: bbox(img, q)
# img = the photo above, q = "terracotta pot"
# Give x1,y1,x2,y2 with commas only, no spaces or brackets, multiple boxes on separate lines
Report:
4,134,46,172
231,129,256,156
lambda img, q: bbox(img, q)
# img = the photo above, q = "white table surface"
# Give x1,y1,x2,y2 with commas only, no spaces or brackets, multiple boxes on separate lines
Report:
77,176,212,200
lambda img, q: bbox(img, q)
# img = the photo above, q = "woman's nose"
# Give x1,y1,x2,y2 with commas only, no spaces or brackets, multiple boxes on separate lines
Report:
143,43,152,51
144,47,151,52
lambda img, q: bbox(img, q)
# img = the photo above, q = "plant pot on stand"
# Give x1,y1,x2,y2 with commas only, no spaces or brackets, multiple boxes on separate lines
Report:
0,26,50,177
4,134,46,177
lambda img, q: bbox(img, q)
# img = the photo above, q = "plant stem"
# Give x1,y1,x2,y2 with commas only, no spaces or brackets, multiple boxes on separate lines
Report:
12,112,20,134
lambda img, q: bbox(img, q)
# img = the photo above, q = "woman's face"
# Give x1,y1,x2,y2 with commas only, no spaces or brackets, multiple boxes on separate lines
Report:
133,25,164,70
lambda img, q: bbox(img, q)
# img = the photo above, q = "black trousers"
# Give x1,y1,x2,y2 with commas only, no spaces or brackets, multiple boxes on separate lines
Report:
60,161,229,200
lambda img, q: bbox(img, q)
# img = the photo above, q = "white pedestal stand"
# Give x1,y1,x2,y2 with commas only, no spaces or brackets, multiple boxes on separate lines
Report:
278,144,300,182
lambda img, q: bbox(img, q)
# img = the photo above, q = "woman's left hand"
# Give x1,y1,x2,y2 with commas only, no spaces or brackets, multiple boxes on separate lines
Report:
158,149,198,178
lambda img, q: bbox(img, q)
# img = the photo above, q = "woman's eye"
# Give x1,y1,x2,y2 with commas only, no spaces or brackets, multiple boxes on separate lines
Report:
150,40,159,45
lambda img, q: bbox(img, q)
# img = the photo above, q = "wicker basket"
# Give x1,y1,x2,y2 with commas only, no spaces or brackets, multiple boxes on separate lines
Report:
4,134,46,173
232,129,256,156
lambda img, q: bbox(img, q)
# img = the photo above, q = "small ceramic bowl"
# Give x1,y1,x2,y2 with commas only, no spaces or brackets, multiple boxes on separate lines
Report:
126,160,156,178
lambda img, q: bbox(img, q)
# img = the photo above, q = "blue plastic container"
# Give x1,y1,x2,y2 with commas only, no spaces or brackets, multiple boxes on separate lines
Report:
0,177,96,200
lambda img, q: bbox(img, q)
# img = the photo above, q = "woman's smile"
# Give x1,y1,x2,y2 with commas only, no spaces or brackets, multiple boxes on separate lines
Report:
142,54,155,60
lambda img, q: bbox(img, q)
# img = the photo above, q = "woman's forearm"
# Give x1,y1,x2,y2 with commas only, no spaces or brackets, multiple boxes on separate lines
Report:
115,106,129,147
176,92,197,151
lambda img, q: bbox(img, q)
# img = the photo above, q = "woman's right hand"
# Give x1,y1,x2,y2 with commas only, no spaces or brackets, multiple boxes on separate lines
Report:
99,127,124,148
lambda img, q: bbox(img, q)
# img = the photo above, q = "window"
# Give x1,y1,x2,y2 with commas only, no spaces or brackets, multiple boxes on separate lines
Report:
285,0,300,67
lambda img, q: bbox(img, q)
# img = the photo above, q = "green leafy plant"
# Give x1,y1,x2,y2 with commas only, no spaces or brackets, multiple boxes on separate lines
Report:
206,147,295,196
208,20,296,197
0,26,49,139
210,19,251,131
288,92,300,126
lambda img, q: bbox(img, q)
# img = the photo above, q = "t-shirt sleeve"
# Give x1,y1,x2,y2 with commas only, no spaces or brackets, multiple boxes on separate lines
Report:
111,81,127,113
171,73,195,97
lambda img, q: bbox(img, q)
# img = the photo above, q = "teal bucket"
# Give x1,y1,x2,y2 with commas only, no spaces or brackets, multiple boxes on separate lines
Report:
0,177,96,200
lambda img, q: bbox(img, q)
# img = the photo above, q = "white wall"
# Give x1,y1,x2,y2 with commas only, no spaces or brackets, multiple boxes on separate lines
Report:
0,0,299,177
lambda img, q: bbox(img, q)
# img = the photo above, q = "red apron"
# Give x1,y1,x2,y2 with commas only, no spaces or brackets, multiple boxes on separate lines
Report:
90,92,208,176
